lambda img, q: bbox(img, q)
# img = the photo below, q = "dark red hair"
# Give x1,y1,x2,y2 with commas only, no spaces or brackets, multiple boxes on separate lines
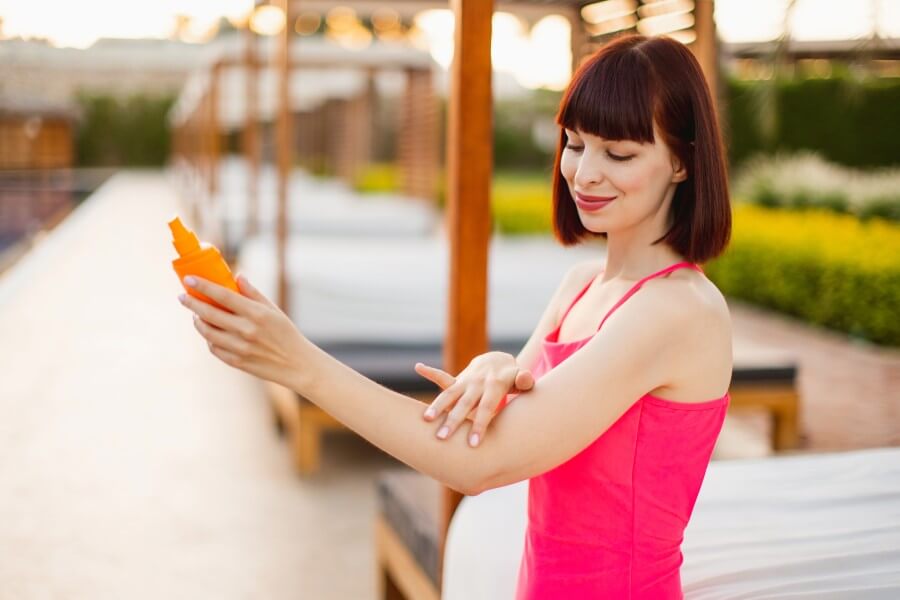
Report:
552,34,731,264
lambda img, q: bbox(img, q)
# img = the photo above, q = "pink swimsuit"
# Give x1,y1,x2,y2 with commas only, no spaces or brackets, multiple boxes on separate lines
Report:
515,262,729,599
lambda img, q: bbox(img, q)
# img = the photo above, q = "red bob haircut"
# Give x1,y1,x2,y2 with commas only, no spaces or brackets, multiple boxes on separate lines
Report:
552,34,731,264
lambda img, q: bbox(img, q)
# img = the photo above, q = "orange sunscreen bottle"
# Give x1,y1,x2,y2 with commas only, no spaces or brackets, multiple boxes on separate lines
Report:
169,216,239,311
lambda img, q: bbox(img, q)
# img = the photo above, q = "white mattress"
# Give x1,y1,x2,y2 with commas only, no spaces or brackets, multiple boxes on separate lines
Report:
442,447,900,599
215,158,440,250
237,232,605,345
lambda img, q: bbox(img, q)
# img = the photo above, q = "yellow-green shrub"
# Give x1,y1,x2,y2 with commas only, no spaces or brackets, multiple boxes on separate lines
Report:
491,172,553,235
352,163,400,194
706,204,900,346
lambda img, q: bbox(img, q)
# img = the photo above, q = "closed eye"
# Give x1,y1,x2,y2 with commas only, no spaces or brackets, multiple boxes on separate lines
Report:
564,145,633,162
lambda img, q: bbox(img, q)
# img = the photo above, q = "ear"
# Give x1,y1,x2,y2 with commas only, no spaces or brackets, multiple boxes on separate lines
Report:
671,153,688,183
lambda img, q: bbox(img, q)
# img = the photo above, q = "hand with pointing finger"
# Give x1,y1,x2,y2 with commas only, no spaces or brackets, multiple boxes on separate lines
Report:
414,351,535,448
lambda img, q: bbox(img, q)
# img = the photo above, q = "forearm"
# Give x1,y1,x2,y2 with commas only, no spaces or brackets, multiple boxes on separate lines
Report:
287,339,490,495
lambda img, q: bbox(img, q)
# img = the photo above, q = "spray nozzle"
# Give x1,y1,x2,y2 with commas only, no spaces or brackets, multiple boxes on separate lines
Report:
168,216,201,257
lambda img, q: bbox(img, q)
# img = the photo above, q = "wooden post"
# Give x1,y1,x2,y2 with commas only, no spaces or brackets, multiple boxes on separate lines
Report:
244,22,261,237
206,61,225,248
275,0,292,312
200,85,213,234
209,61,221,197
568,4,590,73
440,0,494,584
692,0,718,108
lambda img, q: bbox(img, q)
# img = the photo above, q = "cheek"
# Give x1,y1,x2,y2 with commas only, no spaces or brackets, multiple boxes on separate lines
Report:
609,160,668,196
559,153,578,182
608,163,644,194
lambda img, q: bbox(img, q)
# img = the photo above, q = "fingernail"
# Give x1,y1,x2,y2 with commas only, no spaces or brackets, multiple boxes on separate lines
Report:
178,293,187,304
184,276,197,287
469,433,480,447
437,426,449,440
424,407,435,419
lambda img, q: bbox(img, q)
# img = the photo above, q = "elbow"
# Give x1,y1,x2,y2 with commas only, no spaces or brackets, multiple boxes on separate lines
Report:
449,476,483,497
461,450,512,496
447,470,489,497
461,469,495,497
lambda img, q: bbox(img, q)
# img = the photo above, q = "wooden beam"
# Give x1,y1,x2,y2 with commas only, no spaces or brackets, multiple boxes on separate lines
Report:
440,0,494,584
275,0,292,313
692,0,718,108
243,23,261,237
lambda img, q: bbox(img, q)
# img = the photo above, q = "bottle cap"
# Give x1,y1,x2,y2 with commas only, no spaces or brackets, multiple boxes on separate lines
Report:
168,216,201,257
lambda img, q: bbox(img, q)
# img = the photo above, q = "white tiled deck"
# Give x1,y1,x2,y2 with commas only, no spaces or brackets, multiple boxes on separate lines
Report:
0,171,398,599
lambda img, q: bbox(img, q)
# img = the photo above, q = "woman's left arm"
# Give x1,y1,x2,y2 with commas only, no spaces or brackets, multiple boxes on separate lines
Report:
178,274,696,495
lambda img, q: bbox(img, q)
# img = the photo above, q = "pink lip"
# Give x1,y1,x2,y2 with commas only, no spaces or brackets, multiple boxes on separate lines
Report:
576,192,616,203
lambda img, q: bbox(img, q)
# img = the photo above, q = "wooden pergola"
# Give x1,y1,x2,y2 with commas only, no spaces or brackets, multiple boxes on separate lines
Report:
169,34,440,264
170,1,720,597
242,1,718,598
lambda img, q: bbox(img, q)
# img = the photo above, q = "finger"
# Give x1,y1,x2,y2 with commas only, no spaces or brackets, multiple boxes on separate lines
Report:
436,386,481,441
235,273,276,308
415,362,455,391
208,341,242,368
184,275,256,316
468,376,508,447
424,383,464,422
514,369,535,391
193,315,250,357
179,292,249,333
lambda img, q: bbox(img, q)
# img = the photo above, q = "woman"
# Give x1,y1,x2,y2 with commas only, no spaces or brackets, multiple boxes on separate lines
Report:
178,34,733,598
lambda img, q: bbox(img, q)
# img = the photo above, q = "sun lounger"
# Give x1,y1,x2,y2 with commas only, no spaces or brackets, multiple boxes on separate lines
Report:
434,446,900,599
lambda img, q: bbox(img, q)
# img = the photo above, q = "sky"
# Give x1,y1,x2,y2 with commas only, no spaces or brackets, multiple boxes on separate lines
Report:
1,0,898,90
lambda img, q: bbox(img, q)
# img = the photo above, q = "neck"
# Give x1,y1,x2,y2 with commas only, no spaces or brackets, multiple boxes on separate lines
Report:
599,192,686,283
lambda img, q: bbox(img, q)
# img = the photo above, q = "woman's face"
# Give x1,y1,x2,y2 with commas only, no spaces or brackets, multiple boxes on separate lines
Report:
560,125,687,234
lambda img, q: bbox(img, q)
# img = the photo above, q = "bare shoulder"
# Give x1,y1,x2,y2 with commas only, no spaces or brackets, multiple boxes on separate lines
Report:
650,267,730,325
641,269,733,400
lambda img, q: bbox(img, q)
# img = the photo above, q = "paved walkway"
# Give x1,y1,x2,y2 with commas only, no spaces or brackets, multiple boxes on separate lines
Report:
727,300,900,452
0,172,399,600
0,171,896,598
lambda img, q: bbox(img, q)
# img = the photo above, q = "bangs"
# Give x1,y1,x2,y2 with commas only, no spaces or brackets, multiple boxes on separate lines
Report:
556,42,656,144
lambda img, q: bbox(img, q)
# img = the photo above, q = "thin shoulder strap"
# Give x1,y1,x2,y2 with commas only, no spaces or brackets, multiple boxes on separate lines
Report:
595,261,703,332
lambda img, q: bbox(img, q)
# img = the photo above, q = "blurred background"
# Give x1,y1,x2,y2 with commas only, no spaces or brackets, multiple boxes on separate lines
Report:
0,1,898,599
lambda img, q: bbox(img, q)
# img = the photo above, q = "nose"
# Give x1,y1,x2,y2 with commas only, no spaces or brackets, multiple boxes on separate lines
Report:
573,151,605,190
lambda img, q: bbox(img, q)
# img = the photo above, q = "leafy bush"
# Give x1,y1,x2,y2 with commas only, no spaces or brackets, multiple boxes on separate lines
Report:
491,170,554,234
733,152,900,221
706,204,900,346
75,92,175,166
352,162,400,193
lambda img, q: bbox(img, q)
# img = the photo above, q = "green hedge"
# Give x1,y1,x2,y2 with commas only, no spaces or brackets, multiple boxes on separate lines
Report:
75,92,175,166
725,75,900,169
705,204,900,346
